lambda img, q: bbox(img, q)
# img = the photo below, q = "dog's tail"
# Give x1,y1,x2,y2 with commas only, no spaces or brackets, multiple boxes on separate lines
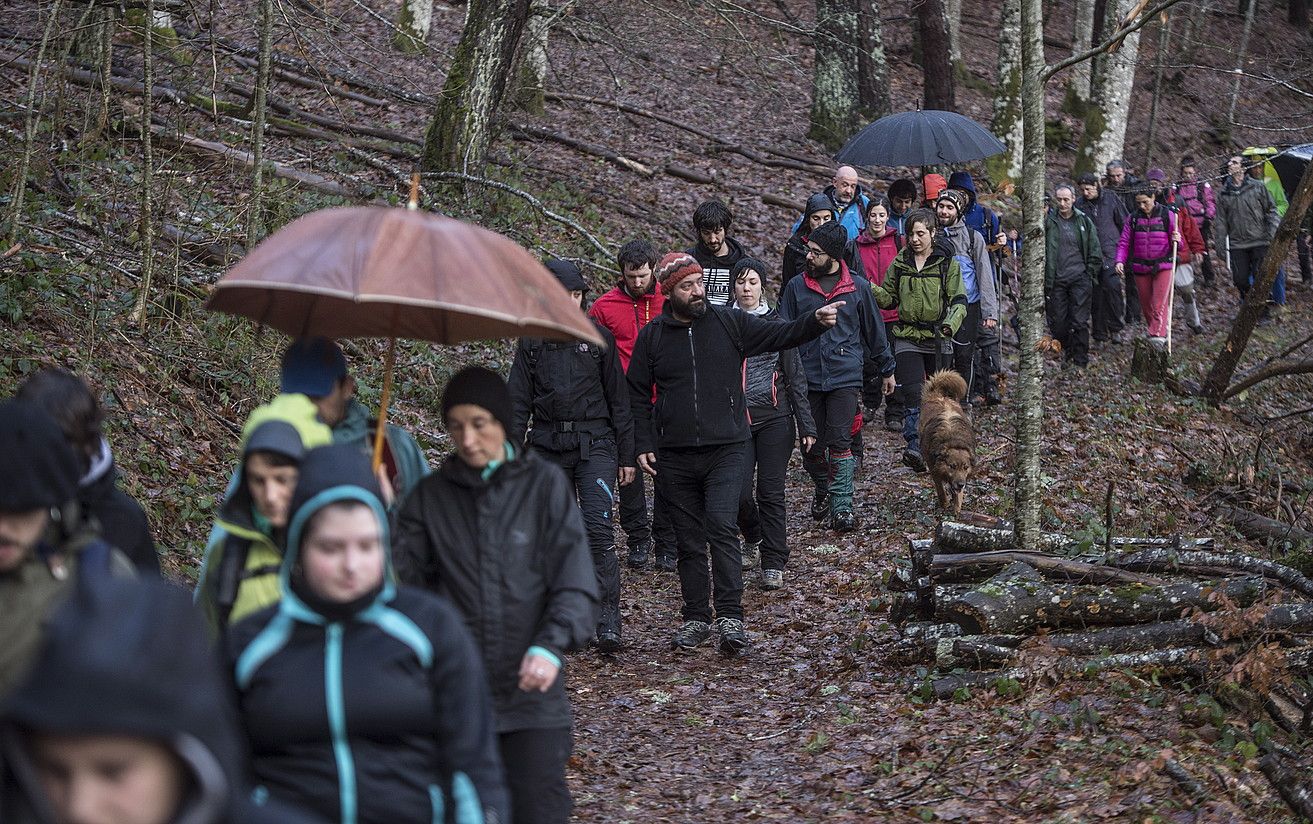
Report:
922,370,968,403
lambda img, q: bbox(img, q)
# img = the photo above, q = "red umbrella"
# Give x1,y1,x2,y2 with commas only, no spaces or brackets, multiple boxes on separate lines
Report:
207,204,602,468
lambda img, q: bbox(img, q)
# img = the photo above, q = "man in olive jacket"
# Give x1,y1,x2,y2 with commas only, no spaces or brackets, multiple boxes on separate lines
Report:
627,253,841,656
1045,184,1103,368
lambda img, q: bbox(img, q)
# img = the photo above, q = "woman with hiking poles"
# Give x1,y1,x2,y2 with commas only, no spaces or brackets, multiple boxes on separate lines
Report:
1115,187,1181,348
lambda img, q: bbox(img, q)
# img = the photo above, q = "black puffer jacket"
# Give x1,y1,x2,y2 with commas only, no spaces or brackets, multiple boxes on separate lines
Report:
507,319,635,466
739,306,816,438
393,449,598,732
626,303,827,454
227,445,509,824
1,578,321,824
79,442,159,574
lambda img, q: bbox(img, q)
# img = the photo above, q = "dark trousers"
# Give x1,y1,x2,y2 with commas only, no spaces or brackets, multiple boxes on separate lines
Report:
1091,262,1126,340
1231,245,1270,300
1197,218,1217,284
1298,231,1312,284
736,415,796,572
658,443,747,623
1124,261,1143,324
1046,275,1093,366
864,318,904,422
952,301,980,388
500,728,572,824
803,388,861,514
895,349,945,449
541,441,620,633
618,466,676,557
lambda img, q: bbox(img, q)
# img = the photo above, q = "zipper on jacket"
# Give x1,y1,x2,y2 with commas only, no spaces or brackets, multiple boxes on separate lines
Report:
688,327,701,444
324,622,358,824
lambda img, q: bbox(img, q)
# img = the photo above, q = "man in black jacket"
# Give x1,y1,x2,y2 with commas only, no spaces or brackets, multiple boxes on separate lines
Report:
509,258,635,654
627,253,841,655
687,199,748,308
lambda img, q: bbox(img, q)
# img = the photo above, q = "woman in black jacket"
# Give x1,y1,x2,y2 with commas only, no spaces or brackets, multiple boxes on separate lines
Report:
394,367,598,824
731,259,817,591
228,444,509,824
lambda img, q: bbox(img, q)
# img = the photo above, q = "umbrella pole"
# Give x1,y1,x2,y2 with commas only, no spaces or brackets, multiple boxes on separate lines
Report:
372,337,396,473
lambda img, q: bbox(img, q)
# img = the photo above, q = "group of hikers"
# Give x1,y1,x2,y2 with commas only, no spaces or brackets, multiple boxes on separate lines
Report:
3,148,1311,824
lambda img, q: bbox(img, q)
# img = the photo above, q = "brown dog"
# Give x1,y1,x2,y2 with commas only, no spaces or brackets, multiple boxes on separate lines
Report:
918,370,975,515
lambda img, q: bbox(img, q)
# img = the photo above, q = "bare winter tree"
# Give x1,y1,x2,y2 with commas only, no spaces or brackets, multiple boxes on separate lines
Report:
1074,0,1144,175
422,0,533,172
856,0,891,120
1069,0,1096,107
919,0,955,110
991,0,1023,181
514,0,555,114
810,0,862,148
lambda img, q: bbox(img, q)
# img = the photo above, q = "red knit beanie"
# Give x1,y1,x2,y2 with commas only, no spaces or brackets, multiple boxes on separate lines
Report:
656,252,702,295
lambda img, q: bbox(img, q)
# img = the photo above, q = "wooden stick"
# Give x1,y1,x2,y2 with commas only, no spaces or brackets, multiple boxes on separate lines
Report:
372,338,396,473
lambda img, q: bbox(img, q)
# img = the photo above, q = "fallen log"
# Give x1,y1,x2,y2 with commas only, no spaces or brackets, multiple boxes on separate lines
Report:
507,123,655,176
1161,758,1208,805
1258,751,1313,822
1221,504,1313,546
1113,549,1313,598
228,54,391,107
1041,619,1222,655
931,550,1168,586
934,521,1216,553
664,163,715,185
944,575,1270,634
920,647,1210,700
889,585,970,625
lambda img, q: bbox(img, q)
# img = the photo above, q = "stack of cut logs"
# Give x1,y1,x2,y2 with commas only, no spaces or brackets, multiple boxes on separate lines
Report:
887,516,1313,719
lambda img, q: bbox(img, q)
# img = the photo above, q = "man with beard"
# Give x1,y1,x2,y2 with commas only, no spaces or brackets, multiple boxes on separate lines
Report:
0,400,133,697
1105,159,1144,324
588,239,678,571
686,200,747,307
780,222,895,532
1077,171,1130,345
935,190,998,393
627,253,841,655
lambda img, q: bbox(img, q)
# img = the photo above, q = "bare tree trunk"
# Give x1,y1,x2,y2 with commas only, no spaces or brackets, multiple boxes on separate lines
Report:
1178,0,1211,65
1202,160,1313,403
990,0,1023,182
513,0,553,114
1076,0,1143,175
919,0,955,110
1069,0,1096,106
1228,0,1256,125
856,0,891,119
945,0,963,70
1016,0,1047,550
394,0,434,53
1143,15,1171,171
1291,0,1311,27
422,0,533,172
809,0,862,149
394,0,433,53
6,0,65,243
131,0,156,331
246,0,273,247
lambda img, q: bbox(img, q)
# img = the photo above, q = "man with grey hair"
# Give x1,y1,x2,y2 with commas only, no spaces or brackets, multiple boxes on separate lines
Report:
1045,184,1102,369
1104,159,1143,325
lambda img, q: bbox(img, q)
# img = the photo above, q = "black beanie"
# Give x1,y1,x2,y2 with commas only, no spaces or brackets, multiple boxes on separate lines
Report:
809,221,848,261
442,367,513,431
803,192,833,220
730,257,768,282
0,399,80,511
545,259,587,293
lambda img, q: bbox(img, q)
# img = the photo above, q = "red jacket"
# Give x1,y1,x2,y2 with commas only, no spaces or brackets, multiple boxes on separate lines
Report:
587,283,665,373
1165,194,1206,256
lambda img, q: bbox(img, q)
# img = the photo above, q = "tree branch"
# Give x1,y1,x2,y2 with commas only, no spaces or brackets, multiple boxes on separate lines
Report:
1041,0,1191,82
1221,359,1313,401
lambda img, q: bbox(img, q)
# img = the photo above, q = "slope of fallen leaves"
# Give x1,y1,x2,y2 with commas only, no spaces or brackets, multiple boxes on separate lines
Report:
567,280,1313,822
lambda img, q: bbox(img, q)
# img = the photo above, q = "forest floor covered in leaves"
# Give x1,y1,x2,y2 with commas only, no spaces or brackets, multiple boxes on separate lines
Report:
4,0,1313,820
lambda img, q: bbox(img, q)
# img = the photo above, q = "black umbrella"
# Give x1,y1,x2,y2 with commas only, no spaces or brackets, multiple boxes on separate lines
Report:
1269,144,1313,199
834,110,1007,168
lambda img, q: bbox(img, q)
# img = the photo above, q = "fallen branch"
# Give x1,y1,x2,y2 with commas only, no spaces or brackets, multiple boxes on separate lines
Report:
934,521,1217,554
1161,758,1208,805
1114,548,1313,598
931,550,1168,585
920,646,1209,700
1220,504,1313,547
507,123,655,177
1259,751,1313,822
151,125,364,198
1223,358,1313,401
228,53,391,107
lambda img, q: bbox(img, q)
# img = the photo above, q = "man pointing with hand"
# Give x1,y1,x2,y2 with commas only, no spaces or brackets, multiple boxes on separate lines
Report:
627,252,841,656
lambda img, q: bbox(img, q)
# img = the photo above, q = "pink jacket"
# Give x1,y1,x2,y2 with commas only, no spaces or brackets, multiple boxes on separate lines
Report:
1116,206,1178,276
854,230,901,323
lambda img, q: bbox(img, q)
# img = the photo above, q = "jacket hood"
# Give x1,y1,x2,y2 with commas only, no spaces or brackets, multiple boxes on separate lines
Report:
696,235,747,265
279,444,394,619
331,398,373,444
947,171,978,208
3,578,245,824
240,394,333,453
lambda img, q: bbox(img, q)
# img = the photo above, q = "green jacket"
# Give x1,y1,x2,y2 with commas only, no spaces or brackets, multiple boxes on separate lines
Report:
195,394,333,635
333,399,430,504
1044,208,1103,290
871,246,967,343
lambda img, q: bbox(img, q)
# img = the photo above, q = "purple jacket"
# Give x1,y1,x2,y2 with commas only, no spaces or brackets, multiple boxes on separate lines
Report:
1174,180,1216,221
1116,205,1178,276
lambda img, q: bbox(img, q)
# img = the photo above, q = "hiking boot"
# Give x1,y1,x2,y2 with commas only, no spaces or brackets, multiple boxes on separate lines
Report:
832,510,858,533
596,629,622,655
984,384,1003,406
884,415,902,432
654,551,677,573
740,539,761,570
1189,321,1204,335
902,447,926,473
714,617,749,656
671,620,711,651
810,488,831,521
761,569,785,591
626,540,652,570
